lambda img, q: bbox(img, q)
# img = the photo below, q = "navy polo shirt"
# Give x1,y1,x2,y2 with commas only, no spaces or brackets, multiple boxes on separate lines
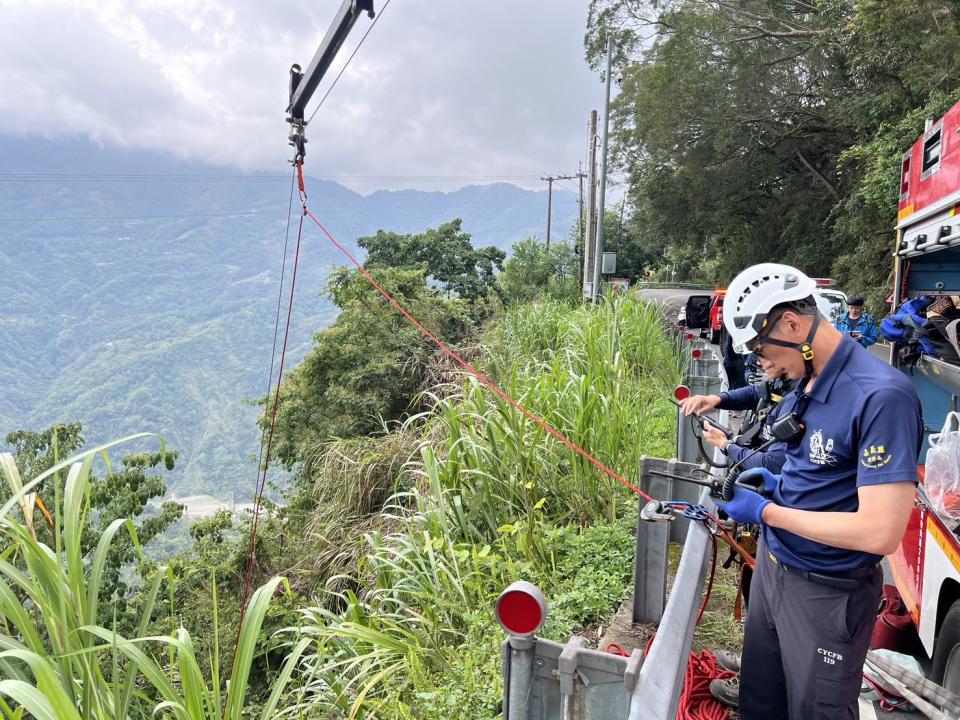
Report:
764,336,923,572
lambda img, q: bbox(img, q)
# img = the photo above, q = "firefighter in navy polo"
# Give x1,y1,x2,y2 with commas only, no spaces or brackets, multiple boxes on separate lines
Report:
717,263,922,719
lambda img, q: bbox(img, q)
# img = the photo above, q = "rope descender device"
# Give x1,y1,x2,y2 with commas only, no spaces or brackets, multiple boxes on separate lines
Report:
641,499,712,523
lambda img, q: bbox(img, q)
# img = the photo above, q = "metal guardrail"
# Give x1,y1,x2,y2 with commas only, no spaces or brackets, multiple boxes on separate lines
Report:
626,327,730,718
633,458,705,624
627,324,730,720
628,489,716,718
501,635,643,720
634,282,715,290
499,320,731,719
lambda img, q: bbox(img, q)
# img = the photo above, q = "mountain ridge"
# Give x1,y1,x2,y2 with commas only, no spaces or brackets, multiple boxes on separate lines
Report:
0,137,580,498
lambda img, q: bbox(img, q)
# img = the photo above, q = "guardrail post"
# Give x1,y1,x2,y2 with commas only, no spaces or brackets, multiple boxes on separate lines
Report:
700,349,719,379
504,636,535,720
633,464,670,624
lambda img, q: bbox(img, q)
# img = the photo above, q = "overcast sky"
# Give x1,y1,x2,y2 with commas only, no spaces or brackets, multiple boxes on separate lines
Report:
0,0,607,193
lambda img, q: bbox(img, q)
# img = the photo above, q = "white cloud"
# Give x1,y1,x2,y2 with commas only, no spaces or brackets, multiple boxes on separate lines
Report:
0,0,606,191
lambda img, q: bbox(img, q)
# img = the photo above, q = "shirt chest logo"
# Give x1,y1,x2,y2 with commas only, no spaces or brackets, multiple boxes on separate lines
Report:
809,429,837,466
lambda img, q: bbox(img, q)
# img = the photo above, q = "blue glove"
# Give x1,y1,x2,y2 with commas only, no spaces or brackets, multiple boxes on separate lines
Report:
717,486,772,526
737,467,780,496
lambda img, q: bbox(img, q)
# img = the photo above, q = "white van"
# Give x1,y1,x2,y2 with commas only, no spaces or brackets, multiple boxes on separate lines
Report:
814,288,849,323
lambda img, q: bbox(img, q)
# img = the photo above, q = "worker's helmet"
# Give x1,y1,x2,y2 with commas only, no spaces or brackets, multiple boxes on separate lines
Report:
723,263,818,354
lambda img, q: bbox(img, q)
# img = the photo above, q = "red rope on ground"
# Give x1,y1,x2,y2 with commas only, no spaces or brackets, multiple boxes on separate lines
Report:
604,642,630,657
677,651,735,720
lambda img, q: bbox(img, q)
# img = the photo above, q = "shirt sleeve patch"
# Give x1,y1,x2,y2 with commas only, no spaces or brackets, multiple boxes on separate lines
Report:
861,444,892,469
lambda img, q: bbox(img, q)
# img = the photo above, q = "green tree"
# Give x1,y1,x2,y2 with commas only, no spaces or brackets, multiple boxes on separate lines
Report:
359,218,506,301
6,422,84,486
268,266,475,469
498,237,580,304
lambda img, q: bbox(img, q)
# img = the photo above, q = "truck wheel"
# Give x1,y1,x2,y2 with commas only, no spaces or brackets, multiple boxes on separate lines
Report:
933,600,960,694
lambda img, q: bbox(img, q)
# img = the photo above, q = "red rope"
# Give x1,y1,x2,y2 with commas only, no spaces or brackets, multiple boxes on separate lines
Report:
604,642,630,657
298,182,760,574
677,651,735,720
226,172,306,685
301,206,654,501
861,673,911,712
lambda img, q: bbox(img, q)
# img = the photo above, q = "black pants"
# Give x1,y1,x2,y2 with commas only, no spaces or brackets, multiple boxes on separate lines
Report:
739,545,882,719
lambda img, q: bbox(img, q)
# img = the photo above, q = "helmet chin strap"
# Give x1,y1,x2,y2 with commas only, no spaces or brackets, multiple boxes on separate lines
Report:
758,313,821,379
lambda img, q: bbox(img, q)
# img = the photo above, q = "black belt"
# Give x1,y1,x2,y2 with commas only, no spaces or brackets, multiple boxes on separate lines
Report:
766,551,877,591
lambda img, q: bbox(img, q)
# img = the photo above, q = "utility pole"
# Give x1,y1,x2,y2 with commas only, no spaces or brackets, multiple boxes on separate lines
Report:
583,110,598,299
577,163,584,284
542,175,554,248
617,197,626,252
541,172,585,249
592,35,614,303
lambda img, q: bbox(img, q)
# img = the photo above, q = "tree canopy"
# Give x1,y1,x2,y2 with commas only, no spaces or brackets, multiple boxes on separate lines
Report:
358,218,505,301
586,0,960,305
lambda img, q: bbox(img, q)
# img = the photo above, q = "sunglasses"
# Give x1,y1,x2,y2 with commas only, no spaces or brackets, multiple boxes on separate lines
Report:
747,316,783,359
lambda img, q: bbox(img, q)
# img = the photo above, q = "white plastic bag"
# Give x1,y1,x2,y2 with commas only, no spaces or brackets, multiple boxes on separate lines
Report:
927,412,960,523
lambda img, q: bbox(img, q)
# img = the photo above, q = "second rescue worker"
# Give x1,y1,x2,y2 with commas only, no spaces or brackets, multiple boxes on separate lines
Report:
715,263,922,719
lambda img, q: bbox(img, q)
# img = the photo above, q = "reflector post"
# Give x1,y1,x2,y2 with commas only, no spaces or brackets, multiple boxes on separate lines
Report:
686,333,694,341
496,581,547,637
692,349,702,359
674,385,690,401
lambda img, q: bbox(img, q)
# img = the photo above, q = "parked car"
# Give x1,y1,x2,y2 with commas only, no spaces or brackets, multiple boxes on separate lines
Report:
707,290,726,344
682,294,712,332
814,285,849,323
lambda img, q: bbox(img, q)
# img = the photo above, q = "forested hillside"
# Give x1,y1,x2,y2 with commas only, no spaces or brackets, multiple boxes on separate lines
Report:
0,138,578,497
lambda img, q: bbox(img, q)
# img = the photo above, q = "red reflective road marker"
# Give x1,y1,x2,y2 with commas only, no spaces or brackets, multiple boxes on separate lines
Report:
674,385,691,401
496,581,547,637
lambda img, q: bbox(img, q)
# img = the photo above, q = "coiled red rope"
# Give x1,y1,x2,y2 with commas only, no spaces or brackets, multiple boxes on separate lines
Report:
677,650,736,720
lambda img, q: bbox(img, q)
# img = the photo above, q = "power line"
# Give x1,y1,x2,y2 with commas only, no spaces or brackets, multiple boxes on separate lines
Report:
540,172,585,247
0,199,579,223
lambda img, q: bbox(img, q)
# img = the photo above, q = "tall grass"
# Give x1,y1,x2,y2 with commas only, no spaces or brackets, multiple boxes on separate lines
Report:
290,294,682,717
428,294,681,537
0,436,303,719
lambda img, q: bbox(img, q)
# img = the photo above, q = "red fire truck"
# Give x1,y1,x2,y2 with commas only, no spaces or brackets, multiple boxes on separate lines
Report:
888,99,960,691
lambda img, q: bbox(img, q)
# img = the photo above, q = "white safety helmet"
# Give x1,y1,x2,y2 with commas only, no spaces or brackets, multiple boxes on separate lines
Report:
723,263,818,354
